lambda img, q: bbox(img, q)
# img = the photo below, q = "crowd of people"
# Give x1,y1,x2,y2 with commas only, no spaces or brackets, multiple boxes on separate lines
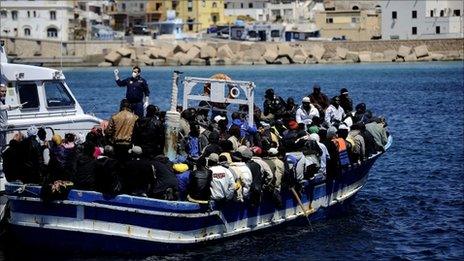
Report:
1,69,389,207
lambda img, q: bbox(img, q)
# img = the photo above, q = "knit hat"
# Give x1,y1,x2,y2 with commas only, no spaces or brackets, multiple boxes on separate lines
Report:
309,133,320,142
308,125,319,134
207,153,219,163
251,146,262,156
288,120,298,130
213,115,226,123
238,146,253,159
268,147,278,156
52,134,62,145
27,125,38,137
129,146,143,155
327,126,338,138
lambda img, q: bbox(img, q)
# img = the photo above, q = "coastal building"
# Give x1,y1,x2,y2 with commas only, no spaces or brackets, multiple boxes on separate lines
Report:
314,8,381,41
265,0,316,23
172,0,226,32
224,0,268,22
0,0,73,41
106,1,161,31
380,0,464,40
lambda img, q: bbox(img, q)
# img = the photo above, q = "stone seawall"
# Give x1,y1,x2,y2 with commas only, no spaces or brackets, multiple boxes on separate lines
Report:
1,36,462,67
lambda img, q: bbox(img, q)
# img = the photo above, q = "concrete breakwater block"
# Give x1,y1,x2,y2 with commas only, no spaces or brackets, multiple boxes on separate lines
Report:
358,51,372,62
310,44,325,61
118,57,132,66
346,52,360,63
292,55,306,64
116,48,132,57
200,45,217,59
186,46,201,59
277,43,295,61
104,51,121,64
274,57,290,65
336,47,348,59
98,62,113,67
191,58,207,66
383,50,397,61
174,42,193,53
414,45,429,58
404,54,418,62
397,46,412,58
217,45,234,59
262,44,278,63
152,59,165,66
294,47,309,59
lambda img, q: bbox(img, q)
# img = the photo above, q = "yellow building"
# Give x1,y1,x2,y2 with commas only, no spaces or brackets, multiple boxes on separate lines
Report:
314,9,381,41
166,0,226,32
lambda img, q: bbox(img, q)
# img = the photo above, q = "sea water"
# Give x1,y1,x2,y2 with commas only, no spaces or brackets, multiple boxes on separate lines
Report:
2,62,463,260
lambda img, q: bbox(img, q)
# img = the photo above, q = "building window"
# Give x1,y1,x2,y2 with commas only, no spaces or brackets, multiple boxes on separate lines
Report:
202,0,206,7
27,11,30,18
412,10,417,19
33,11,36,17
241,3,244,8
435,26,440,34
453,9,461,16
24,28,31,36
249,3,253,8
156,3,162,10
11,10,18,20
140,3,144,10
352,6,359,10
430,10,434,17
212,2,217,8
271,30,280,37
351,17,359,23
188,0,193,12
440,10,444,17
122,3,126,11
412,27,417,35
326,17,333,24
47,27,58,38
224,3,228,9
50,11,56,20
392,11,397,19
0,10,7,18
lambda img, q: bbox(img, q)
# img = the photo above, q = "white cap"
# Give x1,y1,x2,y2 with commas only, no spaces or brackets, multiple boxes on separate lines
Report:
213,115,226,123
302,97,310,103
309,133,320,142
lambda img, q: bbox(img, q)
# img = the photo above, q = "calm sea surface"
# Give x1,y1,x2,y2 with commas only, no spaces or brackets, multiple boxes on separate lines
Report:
2,62,464,260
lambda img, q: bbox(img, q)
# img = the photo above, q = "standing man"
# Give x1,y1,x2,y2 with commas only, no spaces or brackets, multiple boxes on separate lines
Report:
0,84,25,154
114,66,150,118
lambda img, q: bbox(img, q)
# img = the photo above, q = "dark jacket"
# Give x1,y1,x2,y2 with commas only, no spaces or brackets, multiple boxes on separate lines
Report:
122,158,154,195
73,154,97,191
20,136,43,184
95,156,122,196
132,116,164,157
116,76,150,103
151,159,179,197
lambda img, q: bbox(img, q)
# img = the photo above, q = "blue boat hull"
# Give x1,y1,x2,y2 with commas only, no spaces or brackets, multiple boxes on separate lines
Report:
5,137,391,255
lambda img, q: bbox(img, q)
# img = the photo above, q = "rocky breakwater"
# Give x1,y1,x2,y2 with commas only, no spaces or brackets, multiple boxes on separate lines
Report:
98,41,464,67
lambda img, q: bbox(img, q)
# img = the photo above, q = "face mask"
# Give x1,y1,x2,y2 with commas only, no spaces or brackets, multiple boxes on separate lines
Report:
132,72,138,78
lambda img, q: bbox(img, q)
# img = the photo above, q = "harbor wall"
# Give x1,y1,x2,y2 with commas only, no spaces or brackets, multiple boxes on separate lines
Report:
1,36,462,67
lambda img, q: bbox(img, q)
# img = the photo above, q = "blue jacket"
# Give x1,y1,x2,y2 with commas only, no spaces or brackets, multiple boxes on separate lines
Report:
116,76,150,103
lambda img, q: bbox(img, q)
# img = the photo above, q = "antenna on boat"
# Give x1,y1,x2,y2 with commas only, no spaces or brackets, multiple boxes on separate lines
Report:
59,23,63,70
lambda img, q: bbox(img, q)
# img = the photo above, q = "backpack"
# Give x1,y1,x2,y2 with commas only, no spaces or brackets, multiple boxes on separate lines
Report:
186,136,201,159
188,169,212,201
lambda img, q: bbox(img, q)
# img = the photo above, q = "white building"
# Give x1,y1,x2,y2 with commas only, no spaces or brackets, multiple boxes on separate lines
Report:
224,0,268,22
0,0,73,41
380,0,464,40
265,0,324,23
